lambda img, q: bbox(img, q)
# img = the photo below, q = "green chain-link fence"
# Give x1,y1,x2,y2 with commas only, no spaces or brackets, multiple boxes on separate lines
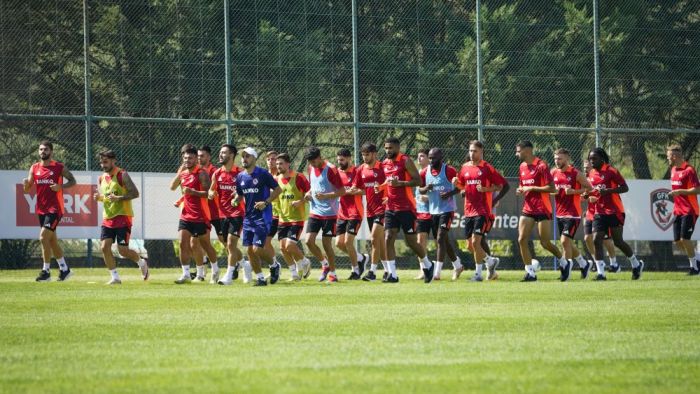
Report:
1,0,699,270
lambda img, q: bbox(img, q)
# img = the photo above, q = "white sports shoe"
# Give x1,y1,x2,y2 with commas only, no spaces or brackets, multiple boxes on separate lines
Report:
300,259,312,279
288,274,301,282
193,276,205,282
531,259,541,272
106,278,122,285
140,260,150,280
452,265,464,281
487,257,500,280
174,275,191,284
242,262,253,284
217,278,232,286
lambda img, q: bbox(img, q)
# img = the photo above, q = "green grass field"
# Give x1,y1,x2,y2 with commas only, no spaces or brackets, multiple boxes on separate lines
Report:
1,268,698,393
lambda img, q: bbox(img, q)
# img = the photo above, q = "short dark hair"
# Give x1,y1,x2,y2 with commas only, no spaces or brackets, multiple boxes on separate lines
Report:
304,146,321,161
221,144,237,156
266,150,278,158
198,145,212,154
39,140,53,150
360,142,377,153
469,140,484,150
337,148,352,157
589,147,610,164
667,144,682,153
181,144,197,155
384,137,400,145
418,148,429,155
98,149,117,159
554,148,570,155
277,153,291,163
516,140,533,149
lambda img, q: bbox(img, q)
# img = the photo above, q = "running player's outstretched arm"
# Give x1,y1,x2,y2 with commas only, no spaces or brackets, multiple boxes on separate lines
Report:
61,167,77,189
23,166,34,192
404,158,421,187
120,171,140,200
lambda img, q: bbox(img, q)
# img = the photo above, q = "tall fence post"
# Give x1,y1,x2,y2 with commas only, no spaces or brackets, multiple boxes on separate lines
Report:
593,0,601,147
475,0,484,142
83,0,93,268
351,0,361,164
224,0,233,144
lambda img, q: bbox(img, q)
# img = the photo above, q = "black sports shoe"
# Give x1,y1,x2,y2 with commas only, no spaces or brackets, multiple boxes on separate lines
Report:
609,264,621,273
423,263,435,283
385,275,399,283
520,273,537,282
580,261,591,280
594,274,607,281
631,260,644,280
382,271,388,282
358,255,366,277
560,260,572,282
35,270,51,282
232,262,240,280
269,263,280,284
362,271,377,282
253,278,267,286
190,271,197,280
58,269,72,281
347,271,361,280
688,268,700,276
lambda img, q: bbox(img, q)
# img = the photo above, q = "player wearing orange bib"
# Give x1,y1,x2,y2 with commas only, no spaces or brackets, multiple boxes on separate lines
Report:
25,141,76,282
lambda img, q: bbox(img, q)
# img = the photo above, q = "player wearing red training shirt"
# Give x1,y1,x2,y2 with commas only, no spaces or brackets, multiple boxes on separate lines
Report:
583,147,643,280
382,137,433,283
350,142,388,282
515,140,564,282
551,148,593,281
335,149,369,280
666,144,700,275
25,141,76,282
453,140,508,281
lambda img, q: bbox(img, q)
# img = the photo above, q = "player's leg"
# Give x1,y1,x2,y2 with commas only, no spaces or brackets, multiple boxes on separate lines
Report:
537,219,563,260
321,221,337,281
554,220,573,282
363,218,385,281
518,216,537,280
198,231,219,283
100,231,119,284
674,216,699,274
608,223,643,279
175,228,194,283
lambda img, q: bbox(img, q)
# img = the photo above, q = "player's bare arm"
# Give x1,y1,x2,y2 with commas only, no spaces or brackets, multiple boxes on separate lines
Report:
53,167,76,192
23,168,34,192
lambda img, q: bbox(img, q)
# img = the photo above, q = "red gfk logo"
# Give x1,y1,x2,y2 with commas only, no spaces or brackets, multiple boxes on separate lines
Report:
16,184,98,226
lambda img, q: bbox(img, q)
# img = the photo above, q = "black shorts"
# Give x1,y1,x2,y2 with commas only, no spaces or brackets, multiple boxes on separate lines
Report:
385,210,417,234
430,212,455,237
307,217,337,237
583,218,609,238
211,218,225,237
278,224,304,241
521,213,552,222
101,226,131,246
178,220,208,237
267,218,279,237
222,217,243,240
38,213,61,232
416,217,433,234
464,215,492,238
366,214,385,231
337,219,361,236
557,217,580,239
593,213,625,234
673,214,697,241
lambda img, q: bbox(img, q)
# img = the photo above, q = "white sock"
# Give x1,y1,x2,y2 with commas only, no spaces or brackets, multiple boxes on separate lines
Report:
352,265,360,274
110,269,119,280
137,258,146,268
388,260,397,278
690,258,698,270
243,260,252,276
210,260,219,274
475,262,483,276
257,272,265,280
575,255,587,268
42,262,50,271
610,256,617,266
57,257,68,271
381,261,388,272
225,265,235,281
321,259,329,267
596,260,605,275
370,263,377,272
356,252,365,263
422,256,432,269
452,256,462,269
182,265,190,276
434,261,443,276
525,265,535,276
196,265,205,277
558,257,567,268
289,264,298,277
628,255,640,268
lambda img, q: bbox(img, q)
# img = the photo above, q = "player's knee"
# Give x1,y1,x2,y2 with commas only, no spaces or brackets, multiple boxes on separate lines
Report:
100,243,111,254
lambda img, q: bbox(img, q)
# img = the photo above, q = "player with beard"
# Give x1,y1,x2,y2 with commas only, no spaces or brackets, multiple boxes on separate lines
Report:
25,141,77,282
335,149,369,280
93,150,149,284
382,137,433,283
666,144,700,275
193,145,221,283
